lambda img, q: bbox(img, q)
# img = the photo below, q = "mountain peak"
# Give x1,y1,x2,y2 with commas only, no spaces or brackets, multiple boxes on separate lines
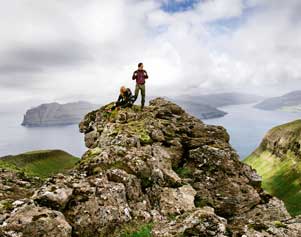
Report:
2,98,301,237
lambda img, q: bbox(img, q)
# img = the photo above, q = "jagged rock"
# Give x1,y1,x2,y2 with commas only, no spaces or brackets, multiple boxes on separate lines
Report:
159,184,197,215
2,97,301,236
151,129,165,142
152,207,227,237
32,183,73,210
106,168,143,201
0,169,41,202
0,202,71,237
64,180,132,237
84,130,99,148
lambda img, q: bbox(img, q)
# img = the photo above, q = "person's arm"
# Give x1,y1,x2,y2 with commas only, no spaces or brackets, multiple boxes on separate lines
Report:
126,89,132,98
144,70,148,79
117,94,122,103
132,70,137,80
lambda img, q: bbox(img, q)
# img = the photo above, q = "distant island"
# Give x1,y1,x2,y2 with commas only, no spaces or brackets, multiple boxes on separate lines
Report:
177,92,264,107
171,100,227,119
22,101,100,127
22,93,264,126
254,90,301,111
170,92,263,119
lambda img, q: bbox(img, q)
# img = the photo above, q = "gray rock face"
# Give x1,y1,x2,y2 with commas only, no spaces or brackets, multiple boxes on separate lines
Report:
0,168,42,226
0,201,72,237
21,101,99,127
2,97,301,237
159,184,197,215
152,207,228,237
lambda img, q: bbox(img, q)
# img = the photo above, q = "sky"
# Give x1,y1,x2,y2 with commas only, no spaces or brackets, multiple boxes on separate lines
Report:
0,0,301,108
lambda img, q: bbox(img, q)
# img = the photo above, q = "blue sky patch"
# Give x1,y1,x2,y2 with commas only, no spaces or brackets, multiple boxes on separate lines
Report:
208,4,263,35
161,0,200,13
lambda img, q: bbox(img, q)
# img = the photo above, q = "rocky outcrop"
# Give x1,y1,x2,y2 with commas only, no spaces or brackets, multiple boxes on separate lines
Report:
2,98,301,236
0,168,42,227
1,200,72,237
21,101,99,127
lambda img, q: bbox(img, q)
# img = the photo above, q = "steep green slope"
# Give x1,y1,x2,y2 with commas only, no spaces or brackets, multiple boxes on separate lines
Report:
0,150,79,178
244,120,301,216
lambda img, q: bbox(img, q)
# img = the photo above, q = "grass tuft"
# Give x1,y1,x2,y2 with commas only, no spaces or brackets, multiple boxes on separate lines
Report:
120,223,153,237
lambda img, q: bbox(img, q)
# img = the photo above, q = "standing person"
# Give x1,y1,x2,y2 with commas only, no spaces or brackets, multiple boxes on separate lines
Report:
132,62,148,110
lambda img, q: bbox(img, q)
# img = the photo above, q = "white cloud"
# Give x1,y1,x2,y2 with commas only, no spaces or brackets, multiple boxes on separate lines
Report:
0,0,301,106
195,0,244,22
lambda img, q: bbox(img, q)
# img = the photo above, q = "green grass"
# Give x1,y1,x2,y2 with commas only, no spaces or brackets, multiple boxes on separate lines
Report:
113,120,153,145
268,119,301,134
104,222,153,237
244,150,301,216
120,223,153,237
174,166,193,178
0,150,79,179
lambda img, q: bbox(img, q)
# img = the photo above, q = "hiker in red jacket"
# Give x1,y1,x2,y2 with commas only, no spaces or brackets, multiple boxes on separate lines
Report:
132,62,148,110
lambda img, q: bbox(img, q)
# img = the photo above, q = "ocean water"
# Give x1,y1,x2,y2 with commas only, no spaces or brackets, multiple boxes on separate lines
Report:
0,111,86,157
204,103,301,159
0,103,301,159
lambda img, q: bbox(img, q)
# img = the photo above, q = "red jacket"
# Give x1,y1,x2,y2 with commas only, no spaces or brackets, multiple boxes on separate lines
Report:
132,69,148,84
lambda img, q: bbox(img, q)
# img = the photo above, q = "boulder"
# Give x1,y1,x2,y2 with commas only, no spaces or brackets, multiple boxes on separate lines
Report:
159,185,196,215
152,207,227,237
1,203,71,237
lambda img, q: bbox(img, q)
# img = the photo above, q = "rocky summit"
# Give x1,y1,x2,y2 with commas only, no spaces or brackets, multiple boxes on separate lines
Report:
1,98,301,237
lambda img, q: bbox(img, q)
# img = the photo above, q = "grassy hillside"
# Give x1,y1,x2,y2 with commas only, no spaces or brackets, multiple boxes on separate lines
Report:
244,119,301,216
0,150,79,179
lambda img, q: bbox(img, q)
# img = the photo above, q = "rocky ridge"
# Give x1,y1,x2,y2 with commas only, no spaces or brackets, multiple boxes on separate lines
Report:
1,98,301,237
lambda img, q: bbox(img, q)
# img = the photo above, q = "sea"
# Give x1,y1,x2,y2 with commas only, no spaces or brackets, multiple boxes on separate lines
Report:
0,103,301,159
0,111,86,158
204,103,301,159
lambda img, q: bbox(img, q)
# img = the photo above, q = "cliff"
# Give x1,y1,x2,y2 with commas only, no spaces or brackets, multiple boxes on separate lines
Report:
245,119,301,216
1,98,301,237
21,101,99,127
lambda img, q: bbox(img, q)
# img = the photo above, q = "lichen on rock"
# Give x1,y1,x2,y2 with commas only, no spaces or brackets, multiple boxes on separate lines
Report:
1,97,301,237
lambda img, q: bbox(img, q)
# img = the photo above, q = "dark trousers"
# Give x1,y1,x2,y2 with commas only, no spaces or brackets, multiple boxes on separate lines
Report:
111,98,134,110
134,83,145,108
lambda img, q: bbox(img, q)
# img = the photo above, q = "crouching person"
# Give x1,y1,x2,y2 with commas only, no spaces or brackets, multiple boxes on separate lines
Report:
111,86,135,110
